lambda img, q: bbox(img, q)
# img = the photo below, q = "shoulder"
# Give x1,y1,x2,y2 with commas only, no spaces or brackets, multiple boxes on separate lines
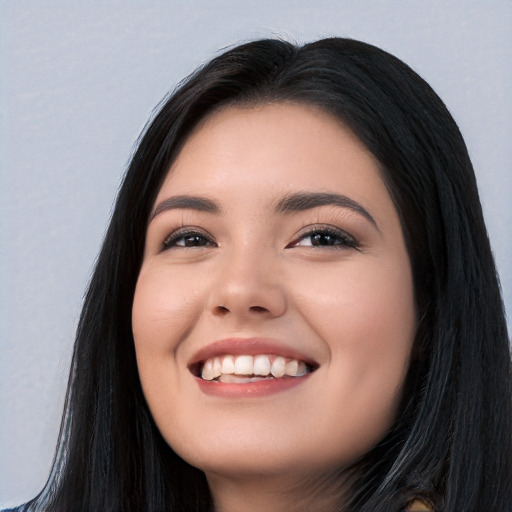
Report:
404,498,435,511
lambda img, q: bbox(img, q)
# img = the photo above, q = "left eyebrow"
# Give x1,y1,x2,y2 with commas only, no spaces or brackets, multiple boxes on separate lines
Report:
275,192,378,229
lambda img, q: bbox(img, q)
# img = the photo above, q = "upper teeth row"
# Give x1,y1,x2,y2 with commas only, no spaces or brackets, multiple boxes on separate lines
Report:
201,354,309,381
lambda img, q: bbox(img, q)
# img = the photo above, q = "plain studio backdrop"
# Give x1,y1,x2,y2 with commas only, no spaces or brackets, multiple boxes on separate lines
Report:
0,1,510,507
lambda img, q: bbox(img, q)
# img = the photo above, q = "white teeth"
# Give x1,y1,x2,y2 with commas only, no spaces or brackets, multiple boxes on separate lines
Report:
253,355,271,376
201,359,215,381
200,353,312,381
295,361,308,377
218,374,271,383
221,355,235,374
271,356,286,378
234,355,254,374
285,359,298,376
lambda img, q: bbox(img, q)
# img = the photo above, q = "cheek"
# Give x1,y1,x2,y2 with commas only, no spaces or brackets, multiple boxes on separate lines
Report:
289,256,416,443
293,255,415,351
132,266,204,354
131,266,206,442
131,267,204,417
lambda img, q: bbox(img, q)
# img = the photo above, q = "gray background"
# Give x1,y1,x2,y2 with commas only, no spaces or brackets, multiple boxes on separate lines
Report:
1,1,511,507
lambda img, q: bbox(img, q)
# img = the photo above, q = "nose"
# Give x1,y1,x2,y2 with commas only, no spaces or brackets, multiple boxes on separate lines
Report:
208,246,287,321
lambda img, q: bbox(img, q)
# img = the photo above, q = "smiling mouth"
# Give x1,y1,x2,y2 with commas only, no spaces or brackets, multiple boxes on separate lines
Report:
192,354,315,383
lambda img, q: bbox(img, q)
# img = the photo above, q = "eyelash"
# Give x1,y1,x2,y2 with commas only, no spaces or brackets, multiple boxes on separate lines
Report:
160,226,358,251
288,226,358,250
161,229,216,251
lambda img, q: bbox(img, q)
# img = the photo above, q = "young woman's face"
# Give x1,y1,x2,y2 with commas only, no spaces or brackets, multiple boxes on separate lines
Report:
132,103,416,482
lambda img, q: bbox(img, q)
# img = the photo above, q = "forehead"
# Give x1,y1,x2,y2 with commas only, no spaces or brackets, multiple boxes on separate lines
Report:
155,102,390,215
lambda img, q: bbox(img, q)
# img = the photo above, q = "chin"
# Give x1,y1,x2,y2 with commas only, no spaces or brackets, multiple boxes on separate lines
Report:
168,425,381,481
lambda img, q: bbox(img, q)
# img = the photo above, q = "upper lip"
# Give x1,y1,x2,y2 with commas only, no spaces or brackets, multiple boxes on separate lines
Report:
188,337,319,372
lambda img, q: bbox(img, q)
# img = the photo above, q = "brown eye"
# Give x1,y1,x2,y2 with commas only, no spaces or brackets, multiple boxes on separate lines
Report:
162,230,216,251
309,232,343,246
290,227,357,249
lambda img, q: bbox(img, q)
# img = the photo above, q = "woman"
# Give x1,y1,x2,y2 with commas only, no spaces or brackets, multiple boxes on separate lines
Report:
8,38,511,512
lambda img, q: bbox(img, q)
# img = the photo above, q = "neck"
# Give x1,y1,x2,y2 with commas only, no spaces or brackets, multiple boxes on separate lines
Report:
206,470,348,512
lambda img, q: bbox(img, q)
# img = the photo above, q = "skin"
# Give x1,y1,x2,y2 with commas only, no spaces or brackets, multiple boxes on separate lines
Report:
132,103,417,511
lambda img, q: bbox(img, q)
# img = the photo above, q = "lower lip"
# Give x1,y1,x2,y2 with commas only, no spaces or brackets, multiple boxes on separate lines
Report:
195,374,311,398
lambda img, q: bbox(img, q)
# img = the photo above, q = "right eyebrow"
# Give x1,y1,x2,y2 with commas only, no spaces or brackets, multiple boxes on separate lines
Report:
149,195,221,221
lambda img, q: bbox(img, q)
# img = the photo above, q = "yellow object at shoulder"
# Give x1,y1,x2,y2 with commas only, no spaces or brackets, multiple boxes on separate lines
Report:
405,497,434,511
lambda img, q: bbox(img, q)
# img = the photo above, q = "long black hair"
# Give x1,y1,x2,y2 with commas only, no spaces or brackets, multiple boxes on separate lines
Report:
16,38,512,512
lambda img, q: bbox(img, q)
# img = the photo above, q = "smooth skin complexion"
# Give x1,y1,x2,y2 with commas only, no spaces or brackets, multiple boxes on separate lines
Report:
132,103,417,512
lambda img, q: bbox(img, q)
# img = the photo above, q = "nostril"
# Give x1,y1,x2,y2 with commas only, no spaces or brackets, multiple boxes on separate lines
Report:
250,306,269,313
